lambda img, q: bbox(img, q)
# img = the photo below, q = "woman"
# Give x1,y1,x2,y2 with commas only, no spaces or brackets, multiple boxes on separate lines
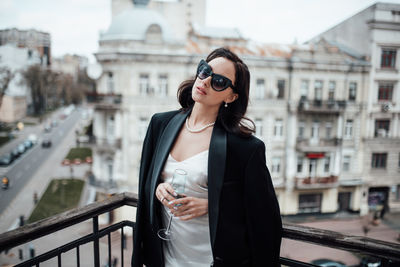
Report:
132,47,282,267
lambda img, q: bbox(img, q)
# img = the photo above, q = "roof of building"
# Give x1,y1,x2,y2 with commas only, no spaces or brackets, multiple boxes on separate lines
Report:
100,7,175,42
191,23,244,39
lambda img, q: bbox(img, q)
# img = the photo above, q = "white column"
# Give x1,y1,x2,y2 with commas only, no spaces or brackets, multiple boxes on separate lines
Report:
392,113,399,138
337,115,343,138
285,113,297,191
333,149,341,176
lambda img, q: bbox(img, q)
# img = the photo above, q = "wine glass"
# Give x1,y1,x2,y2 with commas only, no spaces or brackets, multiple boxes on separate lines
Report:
157,168,187,241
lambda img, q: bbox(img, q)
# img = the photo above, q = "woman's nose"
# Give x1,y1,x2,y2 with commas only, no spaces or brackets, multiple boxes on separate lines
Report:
200,76,212,88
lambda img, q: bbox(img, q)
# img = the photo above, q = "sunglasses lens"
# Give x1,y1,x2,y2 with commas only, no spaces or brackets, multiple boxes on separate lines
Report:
197,64,210,80
212,76,229,91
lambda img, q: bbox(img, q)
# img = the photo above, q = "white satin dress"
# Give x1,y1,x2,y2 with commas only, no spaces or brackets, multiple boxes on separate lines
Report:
160,150,213,267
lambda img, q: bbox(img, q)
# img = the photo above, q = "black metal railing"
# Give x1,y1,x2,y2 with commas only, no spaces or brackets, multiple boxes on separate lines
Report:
0,192,399,267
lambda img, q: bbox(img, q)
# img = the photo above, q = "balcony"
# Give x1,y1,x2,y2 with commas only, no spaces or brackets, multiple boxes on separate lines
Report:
296,137,342,152
0,193,399,267
298,99,346,114
296,176,339,189
87,93,122,111
94,137,122,153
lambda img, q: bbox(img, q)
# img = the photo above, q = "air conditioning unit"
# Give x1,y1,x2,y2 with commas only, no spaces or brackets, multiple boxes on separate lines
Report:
381,103,392,112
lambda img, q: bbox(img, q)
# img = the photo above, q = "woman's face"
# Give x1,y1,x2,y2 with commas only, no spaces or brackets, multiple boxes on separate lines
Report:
192,57,238,108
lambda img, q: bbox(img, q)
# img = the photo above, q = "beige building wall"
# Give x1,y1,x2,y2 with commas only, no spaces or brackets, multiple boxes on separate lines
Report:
0,95,27,123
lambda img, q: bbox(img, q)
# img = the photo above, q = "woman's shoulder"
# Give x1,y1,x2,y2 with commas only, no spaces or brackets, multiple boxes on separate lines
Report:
228,132,265,151
149,109,182,130
151,110,181,122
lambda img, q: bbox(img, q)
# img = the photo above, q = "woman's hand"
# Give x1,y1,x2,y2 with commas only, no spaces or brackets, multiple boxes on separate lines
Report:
155,183,177,210
169,197,208,221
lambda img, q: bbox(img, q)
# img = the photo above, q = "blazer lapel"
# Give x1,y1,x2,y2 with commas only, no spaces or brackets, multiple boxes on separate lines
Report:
149,110,189,226
208,121,227,249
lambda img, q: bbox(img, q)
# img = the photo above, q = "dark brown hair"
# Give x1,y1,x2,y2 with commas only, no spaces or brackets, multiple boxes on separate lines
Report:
177,47,255,137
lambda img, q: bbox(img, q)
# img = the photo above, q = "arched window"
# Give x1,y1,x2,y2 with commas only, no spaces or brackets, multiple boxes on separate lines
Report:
146,24,162,44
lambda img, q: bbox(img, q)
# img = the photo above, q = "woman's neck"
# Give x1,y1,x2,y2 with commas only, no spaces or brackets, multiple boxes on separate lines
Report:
190,103,218,126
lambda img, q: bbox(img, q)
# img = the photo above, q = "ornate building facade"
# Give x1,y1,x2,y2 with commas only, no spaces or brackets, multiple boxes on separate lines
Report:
91,0,399,217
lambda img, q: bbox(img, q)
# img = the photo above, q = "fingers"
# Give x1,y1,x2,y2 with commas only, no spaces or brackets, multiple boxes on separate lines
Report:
156,183,177,207
171,197,208,220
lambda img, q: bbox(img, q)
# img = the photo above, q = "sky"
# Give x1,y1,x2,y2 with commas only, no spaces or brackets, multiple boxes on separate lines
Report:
0,0,399,62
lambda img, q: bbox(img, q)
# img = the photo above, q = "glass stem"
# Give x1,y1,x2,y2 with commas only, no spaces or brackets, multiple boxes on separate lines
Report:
165,214,173,234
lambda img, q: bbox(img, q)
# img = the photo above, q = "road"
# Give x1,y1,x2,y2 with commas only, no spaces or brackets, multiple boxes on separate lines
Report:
0,109,81,216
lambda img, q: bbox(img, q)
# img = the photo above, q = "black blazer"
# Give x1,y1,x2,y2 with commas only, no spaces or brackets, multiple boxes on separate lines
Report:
132,109,282,267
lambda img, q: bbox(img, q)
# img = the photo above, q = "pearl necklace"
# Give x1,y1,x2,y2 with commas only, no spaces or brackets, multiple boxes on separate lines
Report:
185,117,215,133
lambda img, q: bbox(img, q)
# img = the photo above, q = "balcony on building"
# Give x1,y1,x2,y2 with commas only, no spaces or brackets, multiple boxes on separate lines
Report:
87,92,122,111
296,137,342,152
93,137,122,153
298,97,346,114
296,175,339,189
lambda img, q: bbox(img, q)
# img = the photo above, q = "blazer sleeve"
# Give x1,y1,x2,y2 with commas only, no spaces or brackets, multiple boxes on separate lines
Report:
243,141,282,267
132,115,156,267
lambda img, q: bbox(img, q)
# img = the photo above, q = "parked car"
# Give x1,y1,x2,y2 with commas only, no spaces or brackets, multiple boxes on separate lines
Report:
17,143,26,154
0,153,13,166
311,259,347,267
24,140,33,149
11,147,20,158
28,134,38,144
42,138,52,148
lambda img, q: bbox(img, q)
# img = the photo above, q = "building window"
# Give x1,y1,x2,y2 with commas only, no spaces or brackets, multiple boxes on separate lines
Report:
328,81,336,100
381,49,396,69
277,79,285,99
255,79,265,99
397,184,400,201
300,80,309,99
314,80,323,101
375,120,390,137
255,118,263,137
298,121,305,138
298,193,322,213
378,83,393,101
271,157,281,174
349,82,357,101
157,74,168,97
325,122,332,139
311,122,319,140
297,156,304,173
342,156,351,172
309,158,317,177
139,74,150,96
371,153,387,169
107,72,114,94
274,119,283,137
344,120,353,139
324,156,330,173
138,117,148,140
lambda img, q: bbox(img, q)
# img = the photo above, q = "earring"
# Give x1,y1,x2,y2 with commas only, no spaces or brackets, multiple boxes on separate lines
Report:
224,102,228,108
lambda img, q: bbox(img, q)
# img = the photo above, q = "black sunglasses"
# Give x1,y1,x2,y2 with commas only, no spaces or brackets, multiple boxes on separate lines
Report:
196,59,236,92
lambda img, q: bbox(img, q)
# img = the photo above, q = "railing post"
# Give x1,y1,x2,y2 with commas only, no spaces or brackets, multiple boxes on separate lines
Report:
121,227,124,267
93,216,100,267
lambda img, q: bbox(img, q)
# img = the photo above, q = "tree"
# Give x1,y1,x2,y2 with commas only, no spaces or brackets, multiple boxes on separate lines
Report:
0,67,14,109
20,65,46,115
21,65,88,115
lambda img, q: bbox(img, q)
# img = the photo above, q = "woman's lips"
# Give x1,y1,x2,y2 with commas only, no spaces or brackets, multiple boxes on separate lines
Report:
196,87,206,95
